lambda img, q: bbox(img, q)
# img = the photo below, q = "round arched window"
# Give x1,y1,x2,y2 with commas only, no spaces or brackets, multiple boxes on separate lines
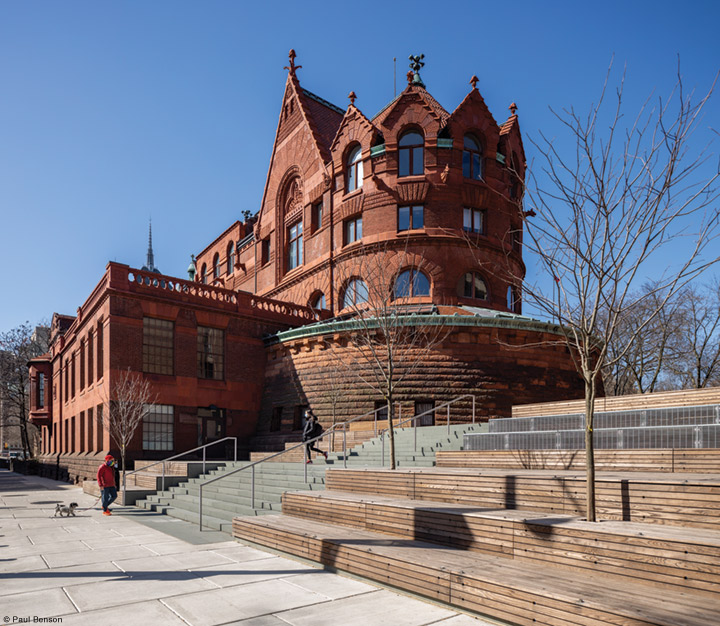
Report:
398,130,424,177
457,272,488,300
311,292,326,310
213,253,221,279
463,134,482,180
393,269,431,299
347,145,363,192
227,242,235,274
201,264,207,284
342,278,368,309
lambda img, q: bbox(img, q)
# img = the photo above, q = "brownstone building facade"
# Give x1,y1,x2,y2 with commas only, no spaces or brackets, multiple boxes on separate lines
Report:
29,53,585,477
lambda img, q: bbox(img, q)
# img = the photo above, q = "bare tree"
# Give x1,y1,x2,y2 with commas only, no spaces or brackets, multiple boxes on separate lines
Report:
0,323,49,459
98,367,157,478
326,243,449,469
517,65,720,521
670,281,720,388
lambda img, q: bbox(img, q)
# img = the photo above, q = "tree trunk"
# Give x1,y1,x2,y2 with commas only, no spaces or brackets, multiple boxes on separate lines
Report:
584,379,597,522
387,396,396,470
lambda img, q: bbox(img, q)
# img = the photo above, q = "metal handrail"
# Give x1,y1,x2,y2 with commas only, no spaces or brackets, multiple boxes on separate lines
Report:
122,436,237,502
377,394,476,466
197,394,476,530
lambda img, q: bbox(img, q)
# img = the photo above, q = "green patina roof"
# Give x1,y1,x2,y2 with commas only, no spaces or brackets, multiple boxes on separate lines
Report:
265,309,564,347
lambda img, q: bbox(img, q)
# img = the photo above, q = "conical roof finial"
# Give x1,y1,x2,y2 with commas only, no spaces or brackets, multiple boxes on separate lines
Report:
142,219,160,273
509,102,518,115
470,75,479,90
284,49,302,76
348,91,357,105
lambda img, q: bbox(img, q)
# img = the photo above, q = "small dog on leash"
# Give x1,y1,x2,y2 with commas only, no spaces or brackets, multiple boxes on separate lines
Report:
54,502,78,517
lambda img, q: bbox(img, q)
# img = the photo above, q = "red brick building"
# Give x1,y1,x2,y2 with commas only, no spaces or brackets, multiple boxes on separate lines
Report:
29,53,585,478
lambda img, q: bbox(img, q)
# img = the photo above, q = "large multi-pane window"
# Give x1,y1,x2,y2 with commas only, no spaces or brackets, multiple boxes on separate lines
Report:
38,373,45,409
143,404,173,451
398,130,424,177
398,205,424,231
462,134,483,180
463,208,485,234
347,145,363,192
458,272,488,300
96,319,104,380
393,269,431,299
197,326,224,380
143,317,174,375
287,221,303,270
345,216,362,245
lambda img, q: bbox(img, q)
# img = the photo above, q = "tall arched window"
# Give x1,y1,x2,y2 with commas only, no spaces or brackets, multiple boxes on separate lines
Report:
201,264,207,284
347,145,363,192
398,130,424,177
226,242,235,274
213,253,221,278
342,278,368,309
393,269,430,299
463,134,482,180
457,272,488,300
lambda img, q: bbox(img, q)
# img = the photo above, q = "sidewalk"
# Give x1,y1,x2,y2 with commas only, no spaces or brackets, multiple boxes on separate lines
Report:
0,470,499,626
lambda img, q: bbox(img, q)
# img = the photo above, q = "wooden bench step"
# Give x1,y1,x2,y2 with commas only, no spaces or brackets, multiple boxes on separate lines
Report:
325,467,720,530
280,490,720,597
232,514,719,626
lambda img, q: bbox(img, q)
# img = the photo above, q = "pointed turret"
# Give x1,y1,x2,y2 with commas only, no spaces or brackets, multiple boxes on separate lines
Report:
141,220,160,273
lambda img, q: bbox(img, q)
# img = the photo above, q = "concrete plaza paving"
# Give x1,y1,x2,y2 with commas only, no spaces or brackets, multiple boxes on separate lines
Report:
0,469,500,626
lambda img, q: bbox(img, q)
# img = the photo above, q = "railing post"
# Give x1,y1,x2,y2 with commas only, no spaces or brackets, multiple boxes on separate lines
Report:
203,447,206,475
472,395,476,424
304,442,308,482
234,438,237,463
414,415,417,451
251,465,255,509
122,472,126,506
199,484,203,532
162,461,165,492
374,410,378,437
447,404,451,434
381,431,385,467
343,423,347,469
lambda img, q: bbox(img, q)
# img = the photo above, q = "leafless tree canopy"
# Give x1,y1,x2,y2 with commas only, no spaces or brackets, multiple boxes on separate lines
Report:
324,243,449,469
518,64,720,521
0,322,49,459
98,367,156,473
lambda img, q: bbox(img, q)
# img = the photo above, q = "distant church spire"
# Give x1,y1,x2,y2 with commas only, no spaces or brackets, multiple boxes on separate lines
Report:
141,220,160,274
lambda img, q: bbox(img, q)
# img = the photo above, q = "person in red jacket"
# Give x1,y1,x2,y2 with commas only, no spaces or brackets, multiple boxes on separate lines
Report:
97,455,118,516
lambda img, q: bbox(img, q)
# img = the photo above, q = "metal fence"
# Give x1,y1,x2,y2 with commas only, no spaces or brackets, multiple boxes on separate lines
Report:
465,423,720,451
488,404,720,433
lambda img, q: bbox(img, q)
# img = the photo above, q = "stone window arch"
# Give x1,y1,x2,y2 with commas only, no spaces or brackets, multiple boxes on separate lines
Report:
213,253,221,279
398,128,424,177
347,144,363,193
309,291,326,310
463,134,483,180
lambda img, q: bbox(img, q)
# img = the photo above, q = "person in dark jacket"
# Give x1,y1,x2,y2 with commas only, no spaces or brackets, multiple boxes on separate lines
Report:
97,455,118,516
302,409,327,464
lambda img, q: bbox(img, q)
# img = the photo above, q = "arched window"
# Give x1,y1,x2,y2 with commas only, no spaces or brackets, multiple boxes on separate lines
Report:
507,285,520,313
201,264,207,284
226,242,235,274
457,272,488,300
347,145,363,193
310,292,326,310
342,278,368,309
463,134,482,180
393,269,431,299
213,253,221,278
398,130,424,177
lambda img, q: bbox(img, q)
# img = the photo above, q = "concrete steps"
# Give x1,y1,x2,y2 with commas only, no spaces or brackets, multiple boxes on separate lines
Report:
135,423,483,530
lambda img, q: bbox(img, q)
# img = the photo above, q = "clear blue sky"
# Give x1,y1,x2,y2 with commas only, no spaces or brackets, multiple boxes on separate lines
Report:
1,0,718,331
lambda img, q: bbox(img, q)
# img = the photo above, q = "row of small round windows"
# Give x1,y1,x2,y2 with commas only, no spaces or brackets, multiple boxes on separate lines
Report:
310,270,519,311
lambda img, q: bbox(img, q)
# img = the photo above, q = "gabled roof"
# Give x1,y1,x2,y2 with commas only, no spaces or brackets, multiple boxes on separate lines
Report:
449,86,499,131
372,84,450,129
499,114,519,135
295,85,344,162
329,103,377,153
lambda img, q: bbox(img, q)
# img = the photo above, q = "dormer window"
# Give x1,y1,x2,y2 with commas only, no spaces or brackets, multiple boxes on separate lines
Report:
463,134,482,180
347,145,363,193
399,130,424,177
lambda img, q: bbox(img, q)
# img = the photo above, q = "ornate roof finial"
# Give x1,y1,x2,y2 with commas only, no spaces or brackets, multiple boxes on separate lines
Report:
470,75,479,90
142,220,160,274
348,91,357,105
284,49,302,76
509,102,518,115
408,54,426,88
